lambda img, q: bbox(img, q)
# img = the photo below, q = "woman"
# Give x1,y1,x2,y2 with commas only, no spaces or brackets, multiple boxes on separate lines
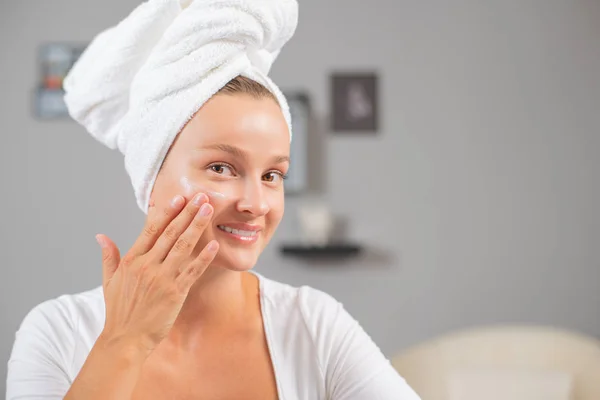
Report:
7,1,420,399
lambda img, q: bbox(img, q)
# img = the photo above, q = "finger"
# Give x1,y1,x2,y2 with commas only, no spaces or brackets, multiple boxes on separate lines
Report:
129,195,186,257
151,192,209,262
175,240,219,291
96,234,121,287
164,202,213,266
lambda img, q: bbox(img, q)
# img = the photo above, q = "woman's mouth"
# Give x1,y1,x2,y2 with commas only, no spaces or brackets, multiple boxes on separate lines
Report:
217,225,260,243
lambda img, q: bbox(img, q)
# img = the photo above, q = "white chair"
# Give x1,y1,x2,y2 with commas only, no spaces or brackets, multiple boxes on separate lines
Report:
392,325,600,400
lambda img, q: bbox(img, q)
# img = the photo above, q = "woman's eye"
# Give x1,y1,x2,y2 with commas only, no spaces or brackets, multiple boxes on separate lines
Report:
209,164,233,176
263,172,285,183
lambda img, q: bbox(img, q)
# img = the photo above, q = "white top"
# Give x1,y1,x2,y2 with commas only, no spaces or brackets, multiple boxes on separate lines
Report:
6,273,420,400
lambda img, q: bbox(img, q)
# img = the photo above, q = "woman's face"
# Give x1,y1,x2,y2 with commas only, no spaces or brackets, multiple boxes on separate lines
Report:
151,93,290,271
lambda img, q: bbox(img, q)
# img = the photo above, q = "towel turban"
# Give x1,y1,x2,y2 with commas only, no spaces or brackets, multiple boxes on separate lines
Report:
63,0,298,213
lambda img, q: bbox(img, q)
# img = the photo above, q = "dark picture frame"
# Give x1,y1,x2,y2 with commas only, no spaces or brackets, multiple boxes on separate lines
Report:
331,73,378,132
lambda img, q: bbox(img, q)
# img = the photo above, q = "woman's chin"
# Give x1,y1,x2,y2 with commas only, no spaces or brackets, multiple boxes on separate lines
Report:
211,252,259,272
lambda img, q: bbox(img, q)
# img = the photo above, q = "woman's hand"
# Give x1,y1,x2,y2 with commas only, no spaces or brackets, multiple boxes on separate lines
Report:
95,193,219,355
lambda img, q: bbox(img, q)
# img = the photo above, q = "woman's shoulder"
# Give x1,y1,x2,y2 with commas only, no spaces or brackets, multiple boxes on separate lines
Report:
25,285,104,320
254,273,421,399
254,272,346,331
15,286,105,346
8,286,106,386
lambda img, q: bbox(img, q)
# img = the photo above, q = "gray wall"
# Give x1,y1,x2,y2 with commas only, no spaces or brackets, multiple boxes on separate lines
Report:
2,0,599,393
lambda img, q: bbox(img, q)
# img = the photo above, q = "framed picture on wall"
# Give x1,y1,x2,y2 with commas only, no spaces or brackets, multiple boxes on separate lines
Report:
283,92,310,194
331,73,378,132
34,42,87,119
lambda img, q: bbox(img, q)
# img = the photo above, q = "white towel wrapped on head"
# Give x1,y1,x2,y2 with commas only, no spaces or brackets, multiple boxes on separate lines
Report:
64,0,298,213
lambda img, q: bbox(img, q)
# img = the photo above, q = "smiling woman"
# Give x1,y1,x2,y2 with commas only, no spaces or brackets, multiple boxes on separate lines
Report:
6,1,420,399
152,79,291,272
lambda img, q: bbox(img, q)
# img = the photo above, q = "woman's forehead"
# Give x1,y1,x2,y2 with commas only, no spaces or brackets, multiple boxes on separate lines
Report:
179,95,290,149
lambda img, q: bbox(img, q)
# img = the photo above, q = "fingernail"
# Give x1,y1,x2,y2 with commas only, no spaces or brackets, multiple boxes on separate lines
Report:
199,203,212,216
193,193,207,206
207,241,218,251
95,235,106,248
171,195,184,208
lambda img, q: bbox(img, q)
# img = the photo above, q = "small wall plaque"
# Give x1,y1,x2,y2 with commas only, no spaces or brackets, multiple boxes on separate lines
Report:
331,73,378,132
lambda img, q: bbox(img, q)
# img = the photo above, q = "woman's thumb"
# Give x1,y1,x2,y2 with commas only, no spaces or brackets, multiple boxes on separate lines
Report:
96,234,120,284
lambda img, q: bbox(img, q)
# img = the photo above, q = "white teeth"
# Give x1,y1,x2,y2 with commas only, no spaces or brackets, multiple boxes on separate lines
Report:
218,225,257,237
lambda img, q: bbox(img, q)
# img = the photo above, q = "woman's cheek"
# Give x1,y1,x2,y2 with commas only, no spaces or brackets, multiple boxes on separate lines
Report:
179,175,231,205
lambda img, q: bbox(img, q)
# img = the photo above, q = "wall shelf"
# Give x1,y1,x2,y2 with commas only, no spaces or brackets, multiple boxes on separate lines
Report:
280,243,362,258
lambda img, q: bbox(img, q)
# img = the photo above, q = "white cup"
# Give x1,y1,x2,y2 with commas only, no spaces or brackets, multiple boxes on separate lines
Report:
297,203,334,247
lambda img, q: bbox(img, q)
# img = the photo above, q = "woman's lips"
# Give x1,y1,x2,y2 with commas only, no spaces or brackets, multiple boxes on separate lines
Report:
216,224,261,244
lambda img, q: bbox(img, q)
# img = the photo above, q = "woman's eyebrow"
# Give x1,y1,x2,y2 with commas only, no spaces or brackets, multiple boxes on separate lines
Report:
201,143,247,159
201,144,290,164
272,155,290,164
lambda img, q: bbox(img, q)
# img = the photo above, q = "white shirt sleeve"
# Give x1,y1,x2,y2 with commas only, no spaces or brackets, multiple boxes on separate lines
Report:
298,287,421,400
6,299,75,400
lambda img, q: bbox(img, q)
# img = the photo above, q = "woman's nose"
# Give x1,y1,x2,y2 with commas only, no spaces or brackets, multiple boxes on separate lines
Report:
235,179,270,216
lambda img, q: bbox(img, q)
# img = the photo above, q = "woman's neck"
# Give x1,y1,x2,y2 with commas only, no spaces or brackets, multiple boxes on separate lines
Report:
167,267,260,348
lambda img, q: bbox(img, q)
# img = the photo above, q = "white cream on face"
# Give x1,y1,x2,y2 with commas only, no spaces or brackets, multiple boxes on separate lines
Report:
179,176,228,201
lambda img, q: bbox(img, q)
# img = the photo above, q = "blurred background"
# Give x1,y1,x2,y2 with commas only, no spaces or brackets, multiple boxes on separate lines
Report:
1,0,599,397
